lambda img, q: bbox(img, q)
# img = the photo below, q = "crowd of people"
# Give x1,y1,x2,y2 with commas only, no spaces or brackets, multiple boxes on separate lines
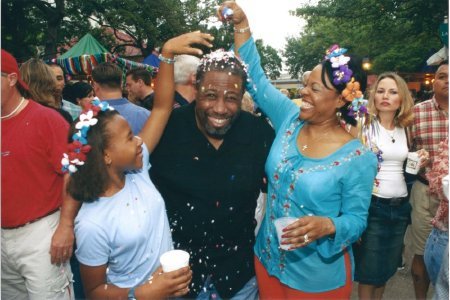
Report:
1,1,448,300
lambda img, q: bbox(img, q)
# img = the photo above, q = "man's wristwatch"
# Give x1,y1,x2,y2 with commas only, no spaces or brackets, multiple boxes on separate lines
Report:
128,286,136,300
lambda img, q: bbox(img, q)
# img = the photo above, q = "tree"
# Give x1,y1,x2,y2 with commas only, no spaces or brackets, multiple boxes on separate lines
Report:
255,39,283,80
2,0,284,73
284,0,448,76
2,0,220,60
2,0,48,61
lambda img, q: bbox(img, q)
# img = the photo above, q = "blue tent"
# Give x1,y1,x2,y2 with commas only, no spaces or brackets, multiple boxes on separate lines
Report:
143,53,160,68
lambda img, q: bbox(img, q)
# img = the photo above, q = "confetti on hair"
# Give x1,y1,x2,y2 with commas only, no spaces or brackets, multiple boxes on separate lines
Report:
198,49,248,77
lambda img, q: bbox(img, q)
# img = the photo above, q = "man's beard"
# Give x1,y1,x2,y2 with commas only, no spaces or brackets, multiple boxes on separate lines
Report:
196,110,240,139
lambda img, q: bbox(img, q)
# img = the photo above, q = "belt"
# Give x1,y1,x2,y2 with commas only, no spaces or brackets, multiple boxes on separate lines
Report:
2,208,60,230
372,195,409,206
417,176,429,186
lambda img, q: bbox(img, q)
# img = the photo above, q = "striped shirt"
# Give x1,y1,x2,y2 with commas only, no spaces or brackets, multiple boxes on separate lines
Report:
409,97,448,178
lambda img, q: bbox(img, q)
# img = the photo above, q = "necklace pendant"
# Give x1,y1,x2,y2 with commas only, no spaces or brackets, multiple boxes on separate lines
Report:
302,145,308,151
391,138,395,143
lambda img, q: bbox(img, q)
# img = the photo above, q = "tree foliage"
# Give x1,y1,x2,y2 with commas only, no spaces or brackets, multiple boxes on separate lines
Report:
2,0,288,74
255,39,282,80
2,0,222,60
284,0,448,77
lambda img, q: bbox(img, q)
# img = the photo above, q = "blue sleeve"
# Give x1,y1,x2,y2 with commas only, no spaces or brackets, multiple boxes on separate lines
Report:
236,37,299,132
133,107,150,135
75,219,110,266
316,150,377,258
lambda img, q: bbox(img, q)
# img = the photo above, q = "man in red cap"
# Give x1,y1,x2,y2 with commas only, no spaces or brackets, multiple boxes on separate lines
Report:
1,49,77,299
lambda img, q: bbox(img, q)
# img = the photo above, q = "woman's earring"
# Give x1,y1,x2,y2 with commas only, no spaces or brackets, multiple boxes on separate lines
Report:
336,111,342,118
105,156,112,166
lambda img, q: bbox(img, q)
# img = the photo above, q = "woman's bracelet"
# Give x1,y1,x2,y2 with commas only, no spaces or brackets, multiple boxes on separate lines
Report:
158,54,175,64
234,26,251,34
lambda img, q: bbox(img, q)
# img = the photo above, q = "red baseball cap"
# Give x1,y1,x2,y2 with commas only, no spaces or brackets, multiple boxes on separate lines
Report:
1,49,29,91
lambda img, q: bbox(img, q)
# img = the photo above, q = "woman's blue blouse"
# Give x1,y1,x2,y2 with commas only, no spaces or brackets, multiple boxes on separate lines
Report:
238,37,378,292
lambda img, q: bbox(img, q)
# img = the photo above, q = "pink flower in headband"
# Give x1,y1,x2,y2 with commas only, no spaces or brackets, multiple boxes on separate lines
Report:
325,44,353,87
325,44,348,60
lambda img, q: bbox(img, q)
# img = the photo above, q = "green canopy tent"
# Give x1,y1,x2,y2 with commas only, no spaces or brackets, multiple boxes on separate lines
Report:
57,33,110,75
57,33,156,75
59,33,109,59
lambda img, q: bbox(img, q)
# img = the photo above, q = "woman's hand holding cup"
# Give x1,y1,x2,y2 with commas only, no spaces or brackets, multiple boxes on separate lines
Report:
280,216,336,250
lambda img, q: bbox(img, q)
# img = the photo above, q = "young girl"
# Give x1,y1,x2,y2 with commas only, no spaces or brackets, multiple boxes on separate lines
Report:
63,31,214,299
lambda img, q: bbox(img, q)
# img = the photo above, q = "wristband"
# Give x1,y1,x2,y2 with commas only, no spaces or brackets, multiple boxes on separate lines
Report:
234,26,251,34
128,286,136,300
158,54,175,64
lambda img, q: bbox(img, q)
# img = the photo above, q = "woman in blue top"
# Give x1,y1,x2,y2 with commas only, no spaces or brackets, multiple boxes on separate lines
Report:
219,2,377,298
64,32,214,299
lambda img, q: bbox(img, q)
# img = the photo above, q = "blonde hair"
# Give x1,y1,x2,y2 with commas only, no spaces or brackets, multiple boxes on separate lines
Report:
367,72,414,128
20,58,58,108
241,92,255,113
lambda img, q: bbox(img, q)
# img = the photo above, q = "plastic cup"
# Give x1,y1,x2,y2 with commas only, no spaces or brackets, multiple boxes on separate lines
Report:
405,152,421,174
160,250,190,272
274,217,297,250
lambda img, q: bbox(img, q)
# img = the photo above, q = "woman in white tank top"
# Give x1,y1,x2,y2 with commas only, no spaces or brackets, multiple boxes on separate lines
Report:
352,72,427,299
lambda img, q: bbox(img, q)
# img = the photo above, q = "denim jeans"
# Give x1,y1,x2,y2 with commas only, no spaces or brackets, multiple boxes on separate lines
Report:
433,244,449,300
424,228,449,285
196,276,258,300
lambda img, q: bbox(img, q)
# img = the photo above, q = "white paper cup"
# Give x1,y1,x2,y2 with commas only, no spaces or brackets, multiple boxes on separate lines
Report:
160,250,190,272
274,217,297,250
405,152,421,174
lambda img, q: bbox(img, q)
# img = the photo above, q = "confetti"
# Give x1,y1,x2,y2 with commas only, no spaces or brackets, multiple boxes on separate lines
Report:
197,50,248,78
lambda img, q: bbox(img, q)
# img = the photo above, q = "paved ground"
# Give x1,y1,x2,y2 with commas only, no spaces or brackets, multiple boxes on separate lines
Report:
350,226,435,300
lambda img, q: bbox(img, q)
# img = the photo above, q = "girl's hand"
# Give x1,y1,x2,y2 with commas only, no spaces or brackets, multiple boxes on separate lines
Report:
416,149,430,169
218,1,248,26
280,216,336,250
137,266,192,299
162,31,214,57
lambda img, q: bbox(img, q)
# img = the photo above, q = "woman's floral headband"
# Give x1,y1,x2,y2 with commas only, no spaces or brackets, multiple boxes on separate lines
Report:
61,98,114,174
325,44,367,119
